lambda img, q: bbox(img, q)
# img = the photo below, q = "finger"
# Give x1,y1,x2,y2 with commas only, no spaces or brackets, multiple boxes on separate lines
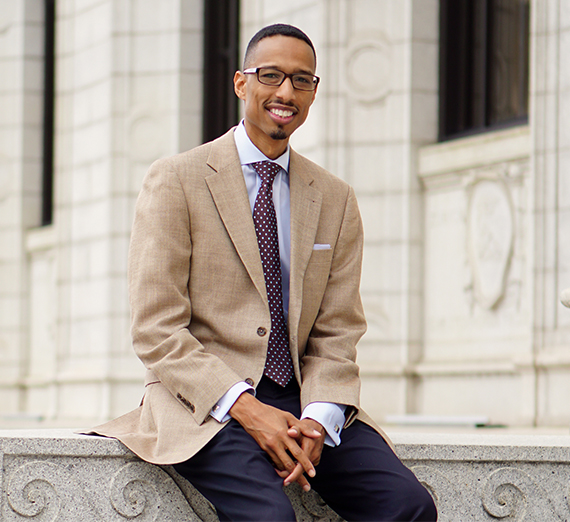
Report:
284,439,316,478
288,425,319,440
272,444,300,475
301,436,324,466
286,416,321,439
283,463,311,492
263,443,294,474
296,421,322,439
287,426,300,438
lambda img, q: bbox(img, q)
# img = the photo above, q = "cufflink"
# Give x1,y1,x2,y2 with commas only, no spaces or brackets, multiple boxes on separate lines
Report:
334,424,340,433
213,404,220,412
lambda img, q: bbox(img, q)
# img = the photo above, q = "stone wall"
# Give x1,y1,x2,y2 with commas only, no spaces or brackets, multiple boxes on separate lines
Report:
2,430,570,521
2,0,570,433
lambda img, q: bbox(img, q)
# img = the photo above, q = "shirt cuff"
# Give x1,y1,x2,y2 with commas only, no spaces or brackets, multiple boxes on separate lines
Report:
301,402,347,447
210,381,255,423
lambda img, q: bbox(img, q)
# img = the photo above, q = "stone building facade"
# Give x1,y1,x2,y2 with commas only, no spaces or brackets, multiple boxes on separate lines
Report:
1,0,568,428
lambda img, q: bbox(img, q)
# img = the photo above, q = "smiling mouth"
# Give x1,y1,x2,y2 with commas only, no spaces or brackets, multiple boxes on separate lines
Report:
269,108,294,118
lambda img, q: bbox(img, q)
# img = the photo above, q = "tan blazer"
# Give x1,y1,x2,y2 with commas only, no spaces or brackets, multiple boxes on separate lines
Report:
91,129,387,465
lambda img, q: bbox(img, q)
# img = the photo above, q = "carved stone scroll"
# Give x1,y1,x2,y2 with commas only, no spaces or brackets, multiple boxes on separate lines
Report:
110,461,196,521
481,467,563,521
5,460,97,521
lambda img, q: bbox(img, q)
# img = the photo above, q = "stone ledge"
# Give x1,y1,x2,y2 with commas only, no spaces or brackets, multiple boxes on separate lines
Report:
2,429,570,521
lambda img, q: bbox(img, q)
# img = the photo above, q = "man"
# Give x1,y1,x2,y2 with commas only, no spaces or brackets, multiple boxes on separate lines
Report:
93,24,437,521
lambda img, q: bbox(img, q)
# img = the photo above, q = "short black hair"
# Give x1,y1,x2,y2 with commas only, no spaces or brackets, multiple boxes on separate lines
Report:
243,24,316,69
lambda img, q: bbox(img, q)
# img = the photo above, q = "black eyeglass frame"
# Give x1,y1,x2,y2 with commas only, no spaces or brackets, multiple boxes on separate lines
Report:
243,67,320,91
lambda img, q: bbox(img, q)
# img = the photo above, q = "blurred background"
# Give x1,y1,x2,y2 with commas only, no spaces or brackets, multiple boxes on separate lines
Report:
1,0,568,431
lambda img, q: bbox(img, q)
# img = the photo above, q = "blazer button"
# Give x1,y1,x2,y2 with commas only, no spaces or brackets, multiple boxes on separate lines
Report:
245,378,254,386
257,327,267,337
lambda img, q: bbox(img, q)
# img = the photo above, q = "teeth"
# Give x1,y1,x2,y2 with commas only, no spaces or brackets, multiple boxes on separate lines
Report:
270,108,293,118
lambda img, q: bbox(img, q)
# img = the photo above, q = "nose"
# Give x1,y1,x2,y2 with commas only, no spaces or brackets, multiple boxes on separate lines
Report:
274,76,295,100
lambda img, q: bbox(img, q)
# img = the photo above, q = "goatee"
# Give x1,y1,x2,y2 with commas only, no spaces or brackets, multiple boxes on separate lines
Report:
270,129,287,140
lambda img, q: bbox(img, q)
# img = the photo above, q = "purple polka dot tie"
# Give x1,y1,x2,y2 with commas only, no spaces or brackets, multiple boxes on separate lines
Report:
252,161,294,387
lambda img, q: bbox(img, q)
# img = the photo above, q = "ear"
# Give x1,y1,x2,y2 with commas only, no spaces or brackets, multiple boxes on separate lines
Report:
234,70,246,101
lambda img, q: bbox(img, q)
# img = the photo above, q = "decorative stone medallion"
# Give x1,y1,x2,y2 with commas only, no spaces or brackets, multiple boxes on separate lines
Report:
344,37,391,103
467,176,514,309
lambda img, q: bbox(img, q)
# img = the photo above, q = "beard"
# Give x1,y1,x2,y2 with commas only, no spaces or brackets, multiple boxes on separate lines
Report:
270,128,287,140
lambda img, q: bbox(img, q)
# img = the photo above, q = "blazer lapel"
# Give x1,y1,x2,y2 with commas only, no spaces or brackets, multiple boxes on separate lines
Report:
288,150,323,350
205,131,267,302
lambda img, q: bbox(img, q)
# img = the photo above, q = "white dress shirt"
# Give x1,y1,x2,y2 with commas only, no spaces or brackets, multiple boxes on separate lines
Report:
209,122,346,447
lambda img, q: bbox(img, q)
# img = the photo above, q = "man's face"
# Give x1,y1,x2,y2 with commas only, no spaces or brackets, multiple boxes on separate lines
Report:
234,35,317,159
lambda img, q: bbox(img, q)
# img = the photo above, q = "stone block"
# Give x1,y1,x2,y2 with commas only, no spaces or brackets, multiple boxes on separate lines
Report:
362,242,405,293
73,2,110,51
350,0,396,40
180,1,203,32
73,43,111,89
410,91,438,143
411,41,439,92
560,2,570,31
359,193,405,243
180,30,204,71
411,0,439,42
351,142,408,193
559,90,570,150
131,0,179,33
131,33,179,73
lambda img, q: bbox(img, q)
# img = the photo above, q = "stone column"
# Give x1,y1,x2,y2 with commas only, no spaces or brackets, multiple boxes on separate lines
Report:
532,0,570,425
0,0,45,415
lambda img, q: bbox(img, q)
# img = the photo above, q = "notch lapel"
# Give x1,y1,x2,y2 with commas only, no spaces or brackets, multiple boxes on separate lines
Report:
205,132,267,302
288,150,323,353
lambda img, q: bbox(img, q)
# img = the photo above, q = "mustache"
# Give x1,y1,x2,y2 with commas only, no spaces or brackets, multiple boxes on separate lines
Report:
265,101,298,112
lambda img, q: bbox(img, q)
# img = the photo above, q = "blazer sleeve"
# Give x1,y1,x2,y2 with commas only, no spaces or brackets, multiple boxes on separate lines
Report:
299,185,366,417
128,158,243,425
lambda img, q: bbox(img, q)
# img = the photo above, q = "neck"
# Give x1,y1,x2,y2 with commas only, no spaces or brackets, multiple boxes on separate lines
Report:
244,122,289,159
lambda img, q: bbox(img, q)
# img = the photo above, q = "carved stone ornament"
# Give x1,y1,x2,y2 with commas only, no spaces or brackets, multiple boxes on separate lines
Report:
466,176,514,309
109,462,198,521
481,467,564,521
6,460,97,521
344,37,391,103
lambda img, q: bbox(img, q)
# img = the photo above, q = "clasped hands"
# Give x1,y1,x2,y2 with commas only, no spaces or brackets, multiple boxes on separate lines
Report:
229,392,326,492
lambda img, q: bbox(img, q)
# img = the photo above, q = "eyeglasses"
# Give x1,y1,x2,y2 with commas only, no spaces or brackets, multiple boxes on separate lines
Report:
243,67,320,91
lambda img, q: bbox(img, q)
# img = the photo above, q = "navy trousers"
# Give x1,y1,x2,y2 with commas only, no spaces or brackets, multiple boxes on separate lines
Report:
174,377,437,521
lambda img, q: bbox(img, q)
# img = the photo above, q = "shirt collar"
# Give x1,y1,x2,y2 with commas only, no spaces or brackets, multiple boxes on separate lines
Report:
233,120,290,173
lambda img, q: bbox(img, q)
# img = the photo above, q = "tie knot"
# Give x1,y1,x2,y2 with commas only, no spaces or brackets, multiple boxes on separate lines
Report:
252,161,281,184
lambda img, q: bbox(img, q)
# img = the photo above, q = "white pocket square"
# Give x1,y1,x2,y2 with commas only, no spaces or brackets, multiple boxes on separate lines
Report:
313,243,331,250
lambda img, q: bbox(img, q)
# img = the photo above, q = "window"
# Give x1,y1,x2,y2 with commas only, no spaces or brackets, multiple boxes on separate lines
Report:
202,0,240,143
42,0,56,225
439,0,530,141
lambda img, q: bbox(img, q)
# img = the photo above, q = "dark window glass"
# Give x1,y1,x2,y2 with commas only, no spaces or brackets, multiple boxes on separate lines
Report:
439,0,530,141
202,0,240,143
42,0,56,225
